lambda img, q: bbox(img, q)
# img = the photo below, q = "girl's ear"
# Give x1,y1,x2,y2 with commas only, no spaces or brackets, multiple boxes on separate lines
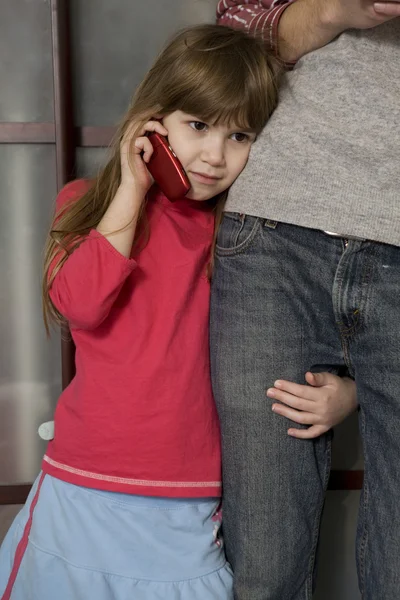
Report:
158,116,166,132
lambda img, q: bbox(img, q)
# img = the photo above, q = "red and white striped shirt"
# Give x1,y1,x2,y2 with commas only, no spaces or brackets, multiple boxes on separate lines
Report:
216,0,295,62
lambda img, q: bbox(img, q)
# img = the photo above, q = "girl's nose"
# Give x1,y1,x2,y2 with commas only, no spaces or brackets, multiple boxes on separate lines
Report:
201,140,225,166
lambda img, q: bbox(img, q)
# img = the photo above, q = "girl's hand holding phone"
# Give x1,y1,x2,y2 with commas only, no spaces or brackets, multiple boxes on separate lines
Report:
120,120,168,198
96,119,167,258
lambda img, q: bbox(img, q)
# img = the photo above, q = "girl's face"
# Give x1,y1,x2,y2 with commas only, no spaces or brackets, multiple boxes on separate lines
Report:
162,111,257,202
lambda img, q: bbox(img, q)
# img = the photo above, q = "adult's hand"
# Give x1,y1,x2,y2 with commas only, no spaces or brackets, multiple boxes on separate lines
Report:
280,0,400,61
373,1,400,18
319,0,400,33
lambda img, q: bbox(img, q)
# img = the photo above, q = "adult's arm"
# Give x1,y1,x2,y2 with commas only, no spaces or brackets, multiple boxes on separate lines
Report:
217,0,400,63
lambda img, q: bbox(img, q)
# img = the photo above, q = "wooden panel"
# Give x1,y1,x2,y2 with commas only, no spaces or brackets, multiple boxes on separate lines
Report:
0,122,116,147
0,470,364,505
0,485,32,505
78,126,115,147
51,0,78,387
51,0,75,187
0,122,55,143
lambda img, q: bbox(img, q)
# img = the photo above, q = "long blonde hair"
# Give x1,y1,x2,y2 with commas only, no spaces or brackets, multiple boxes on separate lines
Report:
43,24,280,332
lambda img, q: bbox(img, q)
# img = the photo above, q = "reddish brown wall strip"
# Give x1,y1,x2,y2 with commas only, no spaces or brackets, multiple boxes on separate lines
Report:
0,470,364,505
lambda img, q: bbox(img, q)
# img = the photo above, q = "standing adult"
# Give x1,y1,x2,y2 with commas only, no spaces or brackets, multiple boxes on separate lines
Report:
211,1,400,598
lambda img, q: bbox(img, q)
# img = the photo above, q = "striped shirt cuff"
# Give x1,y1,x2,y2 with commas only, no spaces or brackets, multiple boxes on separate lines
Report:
252,3,297,69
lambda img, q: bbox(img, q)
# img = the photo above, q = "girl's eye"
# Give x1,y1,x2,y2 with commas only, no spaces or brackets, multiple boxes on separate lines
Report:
189,121,208,132
231,132,249,143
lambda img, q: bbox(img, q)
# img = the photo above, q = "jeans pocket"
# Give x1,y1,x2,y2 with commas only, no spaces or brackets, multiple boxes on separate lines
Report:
216,212,261,256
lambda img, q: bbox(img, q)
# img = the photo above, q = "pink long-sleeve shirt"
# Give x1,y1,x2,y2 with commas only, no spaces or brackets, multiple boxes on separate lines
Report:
42,179,222,497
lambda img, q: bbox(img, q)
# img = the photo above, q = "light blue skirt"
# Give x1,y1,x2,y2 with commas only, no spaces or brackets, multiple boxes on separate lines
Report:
0,473,232,600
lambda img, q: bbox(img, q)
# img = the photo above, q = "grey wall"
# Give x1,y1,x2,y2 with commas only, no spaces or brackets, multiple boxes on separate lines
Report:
0,1,363,597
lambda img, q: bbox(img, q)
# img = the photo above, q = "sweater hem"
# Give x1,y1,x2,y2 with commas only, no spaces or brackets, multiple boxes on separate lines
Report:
225,194,400,247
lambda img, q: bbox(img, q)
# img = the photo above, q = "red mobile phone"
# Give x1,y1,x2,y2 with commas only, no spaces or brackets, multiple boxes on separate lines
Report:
146,132,191,201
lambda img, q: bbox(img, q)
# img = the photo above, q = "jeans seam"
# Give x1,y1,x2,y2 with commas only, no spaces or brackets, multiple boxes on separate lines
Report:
336,243,375,340
334,268,356,375
339,335,355,378
215,218,261,257
358,410,368,598
305,436,332,598
232,217,245,247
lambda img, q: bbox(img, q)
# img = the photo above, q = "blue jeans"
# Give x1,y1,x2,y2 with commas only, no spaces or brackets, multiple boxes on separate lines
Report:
210,213,400,600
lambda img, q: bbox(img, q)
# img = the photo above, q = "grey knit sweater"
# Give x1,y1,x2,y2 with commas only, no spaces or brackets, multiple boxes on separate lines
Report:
226,19,400,246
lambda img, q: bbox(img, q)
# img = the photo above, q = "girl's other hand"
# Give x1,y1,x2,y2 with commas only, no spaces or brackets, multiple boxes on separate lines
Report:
120,120,168,195
266,372,358,439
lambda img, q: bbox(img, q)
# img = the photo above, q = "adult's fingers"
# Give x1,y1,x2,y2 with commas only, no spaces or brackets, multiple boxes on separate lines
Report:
374,2,400,17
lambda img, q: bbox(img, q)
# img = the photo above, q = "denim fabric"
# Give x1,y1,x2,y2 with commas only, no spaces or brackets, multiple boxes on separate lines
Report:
210,213,400,600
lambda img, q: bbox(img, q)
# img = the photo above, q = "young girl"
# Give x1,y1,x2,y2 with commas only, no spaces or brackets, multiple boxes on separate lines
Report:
0,24,356,600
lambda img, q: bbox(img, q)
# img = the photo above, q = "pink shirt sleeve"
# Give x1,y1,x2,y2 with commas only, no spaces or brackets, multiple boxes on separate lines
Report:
48,180,136,330
216,0,295,62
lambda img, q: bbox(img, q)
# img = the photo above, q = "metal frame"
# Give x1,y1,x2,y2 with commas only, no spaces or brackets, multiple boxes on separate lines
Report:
0,0,363,504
